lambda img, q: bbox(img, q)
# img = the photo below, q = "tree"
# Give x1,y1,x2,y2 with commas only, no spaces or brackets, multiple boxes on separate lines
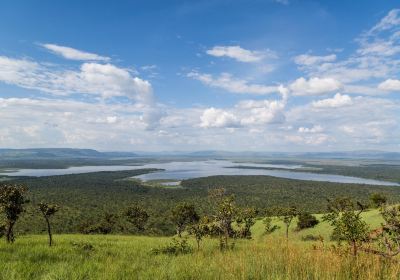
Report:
0,184,28,243
188,216,211,250
296,212,319,230
236,207,256,239
369,193,387,209
363,205,400,258
323,197,369,256
124,205,149,232
38,202,59,246
208,188,237,250
263,217,279,234
171,202,199,237
277,206,298,240
78,212,118,234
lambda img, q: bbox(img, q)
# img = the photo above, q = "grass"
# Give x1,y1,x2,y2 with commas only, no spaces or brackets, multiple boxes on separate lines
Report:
1,208,398,280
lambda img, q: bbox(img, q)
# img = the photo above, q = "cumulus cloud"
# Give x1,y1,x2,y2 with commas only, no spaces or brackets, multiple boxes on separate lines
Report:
294,54,336,66
42,43,110,61
236,99,286,125
312,93,352,108
206,45,275,63
200,108,239,128
0,97,170,149
0,56,153,102
289,77,342,96
378,79,400,91
199,95,287,129
188,72,280,95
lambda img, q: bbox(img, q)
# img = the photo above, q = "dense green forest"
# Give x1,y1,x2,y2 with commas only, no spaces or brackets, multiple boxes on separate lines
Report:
4,169,400,236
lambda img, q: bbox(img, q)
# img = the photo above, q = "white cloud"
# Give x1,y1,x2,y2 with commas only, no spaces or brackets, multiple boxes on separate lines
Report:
199,95,287,129
378,79,400,91
294,54,336,66
298,125,323,133
368,9,400,34
294,10,400,89
285,134,329,145
312,93,352,108
0,56,153,102
206,45,275,63
42,43,110,61
200,108,239,128
236,99,286,125
289,77,342,96
188,72,280,95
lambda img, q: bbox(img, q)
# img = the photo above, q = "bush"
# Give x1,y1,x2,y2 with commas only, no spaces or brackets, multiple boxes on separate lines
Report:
71,241,95,252
297,212,319,230
301,234,321,241
263,217,279,234
151,238,193,255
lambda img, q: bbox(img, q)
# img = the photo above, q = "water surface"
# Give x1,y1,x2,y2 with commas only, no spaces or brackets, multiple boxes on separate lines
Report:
1,160,398,186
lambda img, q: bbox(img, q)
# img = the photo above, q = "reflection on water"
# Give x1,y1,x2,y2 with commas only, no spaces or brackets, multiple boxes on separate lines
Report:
1,160,398,186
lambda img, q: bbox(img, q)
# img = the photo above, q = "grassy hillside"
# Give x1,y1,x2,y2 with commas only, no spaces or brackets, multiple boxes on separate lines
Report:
0,210,397,280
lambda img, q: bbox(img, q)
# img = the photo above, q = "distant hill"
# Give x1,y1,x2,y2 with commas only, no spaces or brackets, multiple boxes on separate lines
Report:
0,148,399,161
0,148,137,160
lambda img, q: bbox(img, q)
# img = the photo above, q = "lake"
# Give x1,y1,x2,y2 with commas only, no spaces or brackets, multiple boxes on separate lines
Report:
1,160,399,186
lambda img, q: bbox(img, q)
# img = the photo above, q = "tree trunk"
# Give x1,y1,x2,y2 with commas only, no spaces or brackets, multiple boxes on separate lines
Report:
286,225,289,240
46,218,52,246
352,240,357,256
6,221,15,243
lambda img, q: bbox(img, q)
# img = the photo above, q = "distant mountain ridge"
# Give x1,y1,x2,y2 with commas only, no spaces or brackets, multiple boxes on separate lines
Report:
0,148,137,159
0,148,399,160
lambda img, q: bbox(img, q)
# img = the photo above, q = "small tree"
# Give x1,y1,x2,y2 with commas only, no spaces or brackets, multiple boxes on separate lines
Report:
124,205,149,232
370,193,387,209
363,205,400,258
0,184,28,243
38,203,59,246
297,212,319,230
263,217,279,234
236,207,256,239
171,202,199,237
277,206,298,240
188,216,211,250
323,197,369,256
208,188,237,250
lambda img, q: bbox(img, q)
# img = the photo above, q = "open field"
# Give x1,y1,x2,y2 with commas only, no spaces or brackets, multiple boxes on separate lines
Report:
0,210,398,280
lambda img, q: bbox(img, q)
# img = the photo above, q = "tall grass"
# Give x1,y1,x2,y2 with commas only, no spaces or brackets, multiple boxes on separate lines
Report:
0,233,398,280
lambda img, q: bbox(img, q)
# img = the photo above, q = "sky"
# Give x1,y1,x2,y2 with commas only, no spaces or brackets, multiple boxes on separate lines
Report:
0,0,400,152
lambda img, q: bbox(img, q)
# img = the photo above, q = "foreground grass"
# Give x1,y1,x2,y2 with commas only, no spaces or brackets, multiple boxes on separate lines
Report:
0,209,396,280
1,235,399,279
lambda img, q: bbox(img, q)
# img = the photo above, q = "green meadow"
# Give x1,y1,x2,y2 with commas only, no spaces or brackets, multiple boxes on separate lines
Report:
1,209,398,280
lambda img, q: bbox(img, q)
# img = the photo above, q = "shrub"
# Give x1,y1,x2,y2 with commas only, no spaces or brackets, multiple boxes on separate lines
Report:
151,238,193,255
369,193,387,208
263,217,279,234
297,212,319,230
301,234,321,241
71,241,95,252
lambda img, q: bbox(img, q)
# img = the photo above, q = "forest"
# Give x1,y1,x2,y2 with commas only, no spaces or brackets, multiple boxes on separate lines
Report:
2,169,399,236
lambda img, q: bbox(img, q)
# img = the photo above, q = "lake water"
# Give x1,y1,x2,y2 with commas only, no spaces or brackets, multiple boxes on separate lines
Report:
0,160,398,186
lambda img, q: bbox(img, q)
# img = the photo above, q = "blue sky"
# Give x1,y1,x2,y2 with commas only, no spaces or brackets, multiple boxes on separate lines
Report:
0,0,400,151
